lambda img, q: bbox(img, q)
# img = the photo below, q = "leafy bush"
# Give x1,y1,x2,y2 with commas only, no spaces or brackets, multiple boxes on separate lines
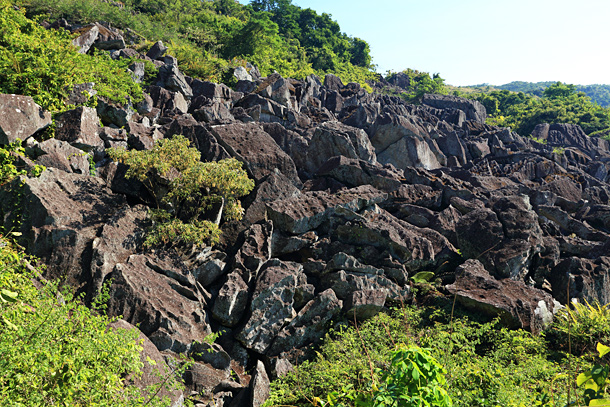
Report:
0,0,142,112
21,0,376,88
465,83,610,136
317,346,452,407
546,300,610,356
0,236,178,406
107,135,254,248
382,69,447,104
0,140,45,186
266,306,568,407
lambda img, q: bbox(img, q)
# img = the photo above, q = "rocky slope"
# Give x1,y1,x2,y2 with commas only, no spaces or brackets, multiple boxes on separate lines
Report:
2,25,610,407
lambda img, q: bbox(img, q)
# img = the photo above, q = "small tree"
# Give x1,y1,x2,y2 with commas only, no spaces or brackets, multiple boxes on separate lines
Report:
107,135,254,248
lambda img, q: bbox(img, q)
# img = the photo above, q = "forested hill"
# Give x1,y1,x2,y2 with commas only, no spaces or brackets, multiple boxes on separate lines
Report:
21,0,376,85
495,81,610,107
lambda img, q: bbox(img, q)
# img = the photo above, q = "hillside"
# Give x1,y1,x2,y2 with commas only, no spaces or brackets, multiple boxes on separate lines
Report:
2,1,610,406
19,0,376,87
456,81,610,107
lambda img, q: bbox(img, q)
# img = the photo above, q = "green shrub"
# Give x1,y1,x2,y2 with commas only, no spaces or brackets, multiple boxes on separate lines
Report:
0,0,142,112
546,300,610,356
577,343,610,406
266,307,568,407
0,236,178,406
107,135,254,248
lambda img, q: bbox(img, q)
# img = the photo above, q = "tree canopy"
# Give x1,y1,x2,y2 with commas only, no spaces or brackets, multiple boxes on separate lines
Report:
464,82,610,136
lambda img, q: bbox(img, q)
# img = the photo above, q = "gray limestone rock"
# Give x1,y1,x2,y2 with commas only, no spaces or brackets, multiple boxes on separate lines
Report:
0,94,52,145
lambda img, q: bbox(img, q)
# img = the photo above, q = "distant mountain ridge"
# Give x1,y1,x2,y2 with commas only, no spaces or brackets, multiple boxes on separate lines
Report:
497,81,610,107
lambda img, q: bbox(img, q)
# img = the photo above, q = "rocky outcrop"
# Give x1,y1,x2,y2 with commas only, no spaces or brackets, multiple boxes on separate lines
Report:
422,93,487,123
446,260,559,334
6,40,610,407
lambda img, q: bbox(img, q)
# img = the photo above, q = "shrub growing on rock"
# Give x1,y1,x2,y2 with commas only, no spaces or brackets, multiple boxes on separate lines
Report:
107,135,254,247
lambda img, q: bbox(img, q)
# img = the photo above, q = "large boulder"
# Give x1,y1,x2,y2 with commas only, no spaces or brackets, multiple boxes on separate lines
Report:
267,185,387,235
105,253,211,353
33,139,91,175
155,63,193,100
446,259,559,333
71,24,99,54
109,320,184,406
0,94,52,145
305,121,376,173
532,123,609,158
334,208,459,273
422,94,487,123
370,113,443,170
0,168,125,288
236,260,310,354
267,288,342,358
257,73,297,110
54,106,103,150
315,156,404,192
210,122,301,186
92,23,125,50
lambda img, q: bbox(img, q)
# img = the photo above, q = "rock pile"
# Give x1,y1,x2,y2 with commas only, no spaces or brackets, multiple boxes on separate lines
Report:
2,34,610,407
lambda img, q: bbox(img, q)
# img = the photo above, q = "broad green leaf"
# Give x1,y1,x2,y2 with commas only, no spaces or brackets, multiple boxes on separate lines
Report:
578,372,593,387
597,343,610,358
589,399,610,406
1,288,18,302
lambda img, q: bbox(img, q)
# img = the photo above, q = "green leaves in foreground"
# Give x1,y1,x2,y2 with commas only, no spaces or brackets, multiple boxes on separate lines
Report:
0,237,176,406
577,343,610,406
317,346,452,407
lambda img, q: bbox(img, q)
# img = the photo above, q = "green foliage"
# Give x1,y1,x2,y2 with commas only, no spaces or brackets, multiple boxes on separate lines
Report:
547,300,610,356
0,1,142,112
266,306,568,407
21,0,375,87
383,69,447,104
318,346,452,407
107,135,254,248
0,236,178,406
497,81,610,107
1,140,42,186
577,343,610,406
144,211,221,248
369,346,452,407
465,83,610,136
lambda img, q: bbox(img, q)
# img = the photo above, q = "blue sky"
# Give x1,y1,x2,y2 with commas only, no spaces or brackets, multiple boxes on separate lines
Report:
237,0,610,86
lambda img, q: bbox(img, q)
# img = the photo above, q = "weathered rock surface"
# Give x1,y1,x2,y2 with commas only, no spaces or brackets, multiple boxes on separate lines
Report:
422,93,487,123
210,122,301,186
105,253,211,353
446,259,559,333
267,185,387,234
55,106,102,150
0,94,52,144
305,121,376,173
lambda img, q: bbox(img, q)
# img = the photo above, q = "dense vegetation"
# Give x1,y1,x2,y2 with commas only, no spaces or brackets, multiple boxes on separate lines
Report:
378,69,448,104
265,295,610,407
0,236,184,406
0,0,142,112
18,0,376,86
497,82,610,107
458,82,610,136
